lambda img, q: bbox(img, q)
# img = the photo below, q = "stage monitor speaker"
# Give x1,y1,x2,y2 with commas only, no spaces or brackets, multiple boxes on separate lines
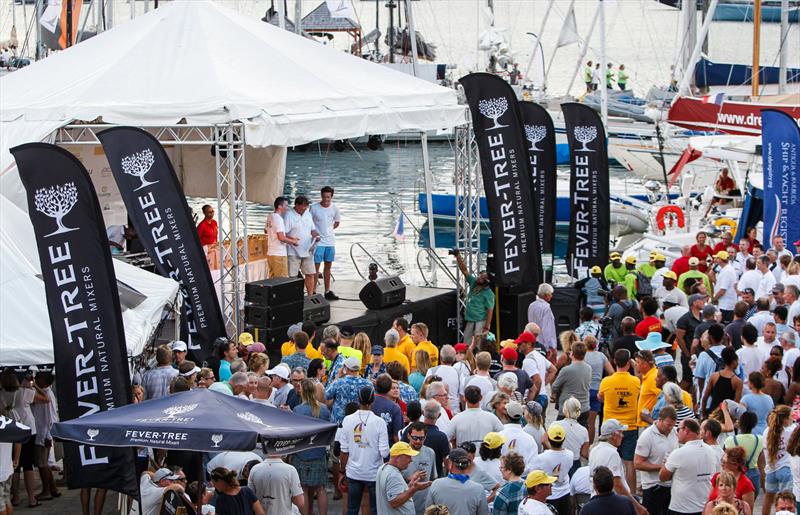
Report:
550,286,580,335
244,301,303,327
359,276,406,310
496,289,537,341
304,294,331,324
244,324,288,365
245,277,304,306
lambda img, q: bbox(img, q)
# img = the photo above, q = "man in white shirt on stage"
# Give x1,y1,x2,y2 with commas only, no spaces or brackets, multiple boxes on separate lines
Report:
310,186,341,300
264,196,297,278
285,195,320,296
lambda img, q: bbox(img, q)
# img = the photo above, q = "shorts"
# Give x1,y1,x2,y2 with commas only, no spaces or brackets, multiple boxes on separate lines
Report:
764,466,793,493
0,477,11,511
295,456,328,487
618,429,639,461
35,443,50,468
589,389,601,412
267,255,288,278
17,438,36,471
314,245,335,264
288,255,316,276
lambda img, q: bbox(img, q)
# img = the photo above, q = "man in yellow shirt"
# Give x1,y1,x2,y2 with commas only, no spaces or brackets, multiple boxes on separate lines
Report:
280,321,323,360
410,322,439,369
598,348,641,491
634,350,660,427
393,318,416,364
383,328,410,374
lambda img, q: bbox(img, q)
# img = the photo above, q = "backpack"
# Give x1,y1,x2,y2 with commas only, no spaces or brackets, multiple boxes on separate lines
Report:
634,271,653,299
705,349,725,372
619,300,642,323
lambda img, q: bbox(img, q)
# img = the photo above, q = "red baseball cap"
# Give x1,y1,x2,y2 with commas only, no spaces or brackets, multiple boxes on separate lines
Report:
514,332,535,344
454,343,468,353
500,347,518,362
794,240,800,247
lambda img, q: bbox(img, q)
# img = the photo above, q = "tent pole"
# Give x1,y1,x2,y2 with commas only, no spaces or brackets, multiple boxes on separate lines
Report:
422,132,437,286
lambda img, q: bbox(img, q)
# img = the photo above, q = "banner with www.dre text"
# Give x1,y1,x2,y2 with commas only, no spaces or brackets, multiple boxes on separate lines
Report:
761,109,800,247
98,127,226,364
518,101,557,279
11,143,137,496
561,103,610,278
460,73,542,288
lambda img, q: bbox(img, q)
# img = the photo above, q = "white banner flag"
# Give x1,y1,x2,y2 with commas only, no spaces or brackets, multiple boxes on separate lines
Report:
326,0,355,19
557,7,579,47
41,0,62,34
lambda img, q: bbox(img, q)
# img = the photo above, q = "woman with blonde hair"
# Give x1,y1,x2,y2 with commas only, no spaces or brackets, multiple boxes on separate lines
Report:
556,330,579,371
351,332,371,373
292,379,330,515
409,349,431,393
761,405,796,515
549,396,589,476
703,471,751,515
247,352,269,376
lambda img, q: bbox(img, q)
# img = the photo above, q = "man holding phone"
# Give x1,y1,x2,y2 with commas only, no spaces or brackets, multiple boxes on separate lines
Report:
376,441,432,515
401,423,437,514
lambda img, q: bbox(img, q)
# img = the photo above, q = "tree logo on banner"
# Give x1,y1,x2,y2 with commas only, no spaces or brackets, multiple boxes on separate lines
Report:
524,125,547,152
121,148,158,191
479,97,509,130
34,182,79,237
237,412,273,428
86,428,100,441
574,126,597,152
211,434,224,448
162,404,198,421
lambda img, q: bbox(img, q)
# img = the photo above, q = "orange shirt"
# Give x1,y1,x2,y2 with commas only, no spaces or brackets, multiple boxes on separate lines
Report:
384,347,410,374
638,366,660,427
281,341,323,361
411,341,439,368
397,334,416,363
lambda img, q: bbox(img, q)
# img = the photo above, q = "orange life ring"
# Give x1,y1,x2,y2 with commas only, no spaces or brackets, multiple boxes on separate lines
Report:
656,205,685,231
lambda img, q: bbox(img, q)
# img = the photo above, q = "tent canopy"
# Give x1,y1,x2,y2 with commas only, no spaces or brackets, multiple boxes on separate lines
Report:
0,0,465,171
52,388,337,454
0,196,179,366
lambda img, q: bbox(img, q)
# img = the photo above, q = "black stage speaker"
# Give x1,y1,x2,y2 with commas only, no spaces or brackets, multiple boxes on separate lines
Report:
359,276,406,310
496,289,537,342
551,286,580,335
304,294,331,324
245,277,304,306
244,301,303,327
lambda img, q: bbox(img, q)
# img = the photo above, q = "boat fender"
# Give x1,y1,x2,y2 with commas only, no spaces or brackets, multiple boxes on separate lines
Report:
714,218,737,234
655,205,685,231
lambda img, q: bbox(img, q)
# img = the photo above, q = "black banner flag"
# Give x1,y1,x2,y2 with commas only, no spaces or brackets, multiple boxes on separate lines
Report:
561,103,610,277
11,143,137,496
98,127,226,363
460,73,541,288
518,102,557,281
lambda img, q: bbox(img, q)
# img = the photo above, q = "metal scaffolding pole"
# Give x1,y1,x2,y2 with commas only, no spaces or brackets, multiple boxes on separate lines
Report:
454,122,482,342
213,123,249,334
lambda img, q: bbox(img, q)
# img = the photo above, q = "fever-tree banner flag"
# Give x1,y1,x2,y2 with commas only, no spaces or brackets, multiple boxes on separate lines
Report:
98,127,226,364
761,109,800,246
11,143,137,496
460,72,542,288
561,103,610,277
519,102,557,281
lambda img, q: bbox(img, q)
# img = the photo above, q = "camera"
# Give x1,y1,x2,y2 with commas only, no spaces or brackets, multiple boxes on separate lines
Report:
448,248,460,256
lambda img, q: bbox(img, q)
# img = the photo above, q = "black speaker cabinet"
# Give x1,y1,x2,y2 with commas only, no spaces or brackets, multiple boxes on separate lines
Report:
244,301,303,327
304,294,331,324
359,276,406,310
496,289,538,342
551,286,580,335
245,277,304,306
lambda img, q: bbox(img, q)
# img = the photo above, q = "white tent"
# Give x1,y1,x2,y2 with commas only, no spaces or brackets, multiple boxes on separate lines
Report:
0,0,466,188
0,196,180,366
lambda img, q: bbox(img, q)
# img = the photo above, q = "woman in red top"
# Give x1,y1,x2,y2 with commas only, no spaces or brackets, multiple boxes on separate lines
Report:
708,446,755,511
704,470,752,515
740,227,761,251
690,231,712,272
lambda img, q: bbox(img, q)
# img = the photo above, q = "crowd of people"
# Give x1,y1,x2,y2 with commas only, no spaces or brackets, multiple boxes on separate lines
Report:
2,228,800,515
583,61,629,93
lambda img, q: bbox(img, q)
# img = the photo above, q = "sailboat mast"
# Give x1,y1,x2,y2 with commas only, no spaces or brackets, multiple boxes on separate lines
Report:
295,0,302,34
565,3,600,96
752,0,761,97
524,0,554,82
779,0,788,93
599,0,608,128
405,0,419,76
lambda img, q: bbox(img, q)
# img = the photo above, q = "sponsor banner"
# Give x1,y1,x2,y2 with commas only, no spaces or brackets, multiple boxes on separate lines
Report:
98,127,226,363
460,72,542,287
518,102,557,279
11,143,137,496
762,110,800,246
561,103,610,277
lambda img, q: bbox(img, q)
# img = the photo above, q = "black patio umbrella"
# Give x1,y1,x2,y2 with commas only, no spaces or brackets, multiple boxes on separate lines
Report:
0,415,32,443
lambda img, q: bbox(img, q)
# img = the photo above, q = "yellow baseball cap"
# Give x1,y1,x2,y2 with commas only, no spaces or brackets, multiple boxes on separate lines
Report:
500,339,518,349
483,432,507,450
649,249,659,257
238,332,254,345
525,470,558,488
714,250,729,260
389,442,419,457
653,253,666,262
609,252,621,260
590,265,602,275
547,424,566,442
663,271,677,280
625,255,637,265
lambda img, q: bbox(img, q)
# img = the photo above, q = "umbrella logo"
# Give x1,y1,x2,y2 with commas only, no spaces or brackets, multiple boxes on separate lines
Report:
236,412,272,428
211,434,223,448
0,416,29,431
87,429,99,441
162,403,198,420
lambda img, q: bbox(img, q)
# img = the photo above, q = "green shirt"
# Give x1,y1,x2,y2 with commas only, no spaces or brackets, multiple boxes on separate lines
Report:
623,271,639,300
677,270,713,295
465,275,495,322
604,263,627,285
583,66,592,82
606,69,614,86
638,263,656,278
618,70,628,84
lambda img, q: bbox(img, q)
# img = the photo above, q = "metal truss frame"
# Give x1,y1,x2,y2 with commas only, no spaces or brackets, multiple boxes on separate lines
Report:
55,122,249,333
453,122,482,341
